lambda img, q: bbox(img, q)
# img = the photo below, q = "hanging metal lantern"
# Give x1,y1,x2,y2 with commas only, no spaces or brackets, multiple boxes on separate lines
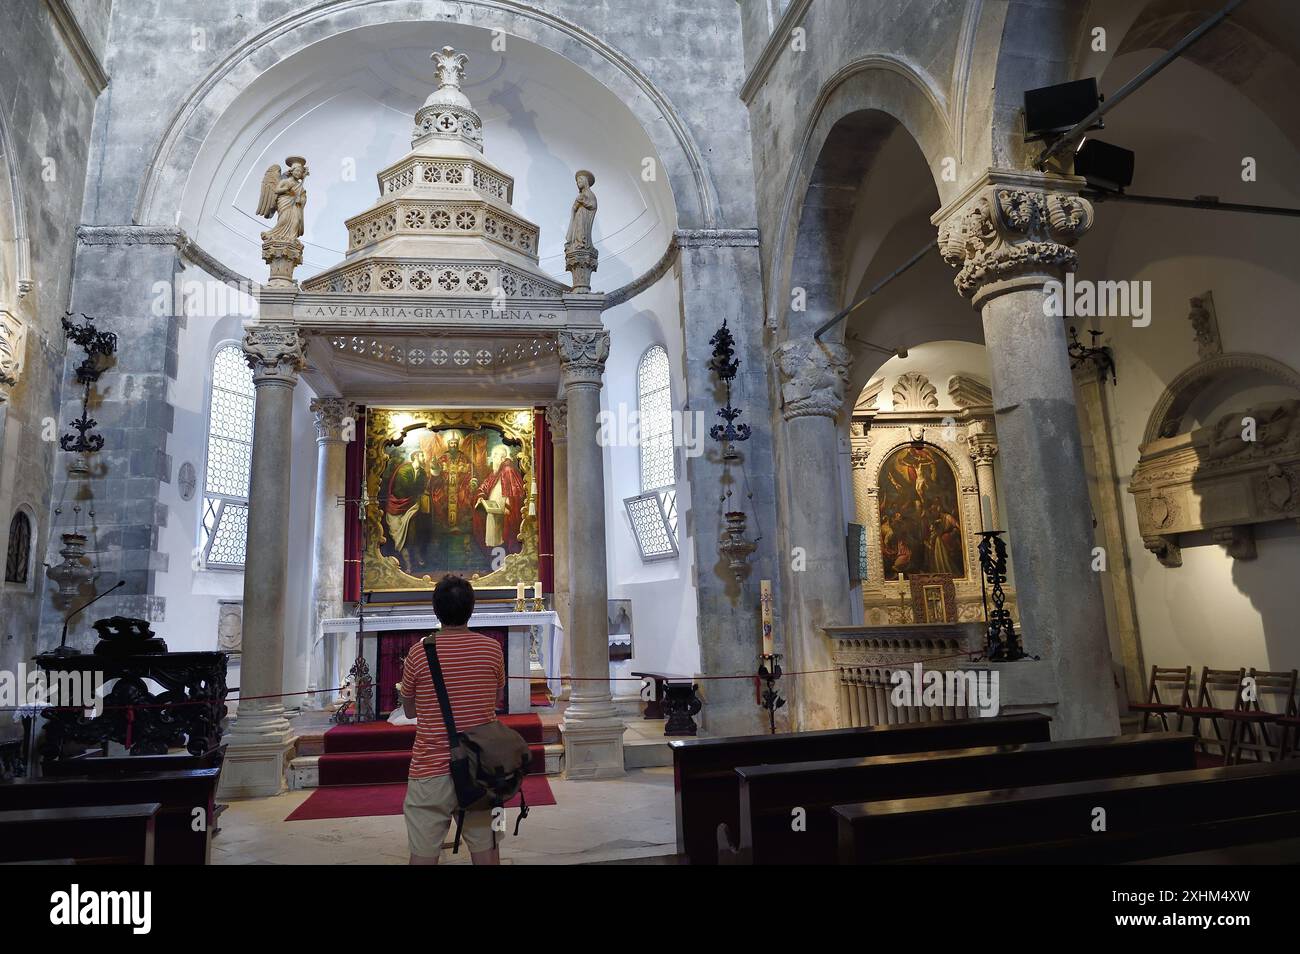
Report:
719,511,757,577
47,532,94,601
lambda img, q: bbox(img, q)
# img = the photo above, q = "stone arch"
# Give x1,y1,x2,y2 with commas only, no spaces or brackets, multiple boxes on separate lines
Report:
0,102,32,305
134,0,718,231
769,58,956,342
1068,0,1300,152
1143,352,1300,445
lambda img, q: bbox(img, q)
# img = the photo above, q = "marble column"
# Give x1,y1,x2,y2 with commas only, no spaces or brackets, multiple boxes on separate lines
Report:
934,169,1119,739
544,401,571,695
774,337,853,731
221,324,305,797
967,427,1000,530
557,328,624,778
307,397,355,707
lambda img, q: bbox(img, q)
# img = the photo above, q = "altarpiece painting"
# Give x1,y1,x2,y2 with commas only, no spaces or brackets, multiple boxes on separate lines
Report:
878,444,966,579
364,408,538,595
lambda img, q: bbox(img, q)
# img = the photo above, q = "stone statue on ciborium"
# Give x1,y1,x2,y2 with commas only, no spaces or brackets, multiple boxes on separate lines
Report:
257,156,309,286
564,169,598,293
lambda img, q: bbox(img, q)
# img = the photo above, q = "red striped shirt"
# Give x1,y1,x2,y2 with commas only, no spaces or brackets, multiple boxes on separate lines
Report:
402,631,505,780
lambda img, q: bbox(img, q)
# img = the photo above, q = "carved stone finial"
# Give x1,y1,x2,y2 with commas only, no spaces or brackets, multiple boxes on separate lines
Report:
545,401,569,443
891,371,938,411
558,329,610,387
432,46,469,90
934,171,1093,307
311,397,356,443
256,157,309,286
774,338,852,420
565,170,599,293
243,325,306,385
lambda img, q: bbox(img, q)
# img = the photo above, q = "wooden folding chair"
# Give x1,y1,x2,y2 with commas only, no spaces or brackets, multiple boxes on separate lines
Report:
1128,665,1192,732
1177,667,1245,762
1222,669,1298,764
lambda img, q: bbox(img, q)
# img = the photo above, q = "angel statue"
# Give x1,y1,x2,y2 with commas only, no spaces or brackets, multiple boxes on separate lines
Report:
564,169,598,293
256,156,309,284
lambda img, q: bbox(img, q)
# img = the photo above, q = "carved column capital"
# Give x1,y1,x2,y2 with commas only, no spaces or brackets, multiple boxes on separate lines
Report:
310,397,356,444
558,329,609,388
933,170,1094,307
774,337,852,421
0,308,26,401
968,432,999,465
243,324,306,386
545,400,569,444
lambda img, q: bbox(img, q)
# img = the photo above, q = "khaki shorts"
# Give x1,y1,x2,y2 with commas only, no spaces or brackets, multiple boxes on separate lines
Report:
404,774,496,857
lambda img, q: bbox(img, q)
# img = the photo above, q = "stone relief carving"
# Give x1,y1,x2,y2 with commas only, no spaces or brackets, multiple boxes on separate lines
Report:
855,379,883,413
936,174,1093,302
891,371,938,411
774,338,852,420
1132,353,1300,565
217,601,243,652
0,308,25,396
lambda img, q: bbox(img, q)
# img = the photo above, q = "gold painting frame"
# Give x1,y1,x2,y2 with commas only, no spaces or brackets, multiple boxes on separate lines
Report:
364,407,538,595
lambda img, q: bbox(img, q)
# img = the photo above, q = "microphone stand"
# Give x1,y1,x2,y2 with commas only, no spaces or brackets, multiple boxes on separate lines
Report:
48,579,126,658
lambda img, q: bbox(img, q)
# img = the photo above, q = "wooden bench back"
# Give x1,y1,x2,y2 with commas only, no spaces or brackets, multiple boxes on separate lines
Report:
671,712,1050,864
732,731,1195,864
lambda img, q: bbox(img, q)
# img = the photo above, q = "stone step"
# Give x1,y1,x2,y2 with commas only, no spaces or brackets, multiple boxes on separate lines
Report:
288,741,565,791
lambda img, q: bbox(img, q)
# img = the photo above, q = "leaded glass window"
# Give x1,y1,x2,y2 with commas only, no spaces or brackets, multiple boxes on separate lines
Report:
199,345,254,569
629,345,678,561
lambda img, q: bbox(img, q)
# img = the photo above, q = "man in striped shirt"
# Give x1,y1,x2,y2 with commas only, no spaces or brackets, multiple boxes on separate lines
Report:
399,574,506,864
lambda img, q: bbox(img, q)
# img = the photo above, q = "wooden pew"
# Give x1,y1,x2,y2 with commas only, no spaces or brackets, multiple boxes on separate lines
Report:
0,768,220,865
727,731,1195,864
671,712,1050,865
833,758,1300,864
0,803,160,864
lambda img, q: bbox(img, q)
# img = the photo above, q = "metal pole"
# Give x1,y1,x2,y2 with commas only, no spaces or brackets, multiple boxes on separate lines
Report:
1084,190,1300,219
813,239,934,341
1036,0,1250,170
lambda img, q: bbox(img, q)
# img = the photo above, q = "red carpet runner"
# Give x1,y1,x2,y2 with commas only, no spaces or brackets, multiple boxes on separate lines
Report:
288,715,553,822
285,774,555,822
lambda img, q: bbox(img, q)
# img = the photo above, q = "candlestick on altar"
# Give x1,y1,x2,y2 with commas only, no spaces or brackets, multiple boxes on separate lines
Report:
515,582,526,612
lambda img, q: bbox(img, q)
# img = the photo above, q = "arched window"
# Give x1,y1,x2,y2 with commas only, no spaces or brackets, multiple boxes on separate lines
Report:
199,344,255,569
624,345,679,562
4,511,31,584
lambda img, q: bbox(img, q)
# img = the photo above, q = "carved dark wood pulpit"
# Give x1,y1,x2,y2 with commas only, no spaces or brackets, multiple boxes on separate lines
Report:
34,617,229,763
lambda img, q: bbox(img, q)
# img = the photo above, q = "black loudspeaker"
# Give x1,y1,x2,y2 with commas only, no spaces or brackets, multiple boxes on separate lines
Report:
1074,138,1136,193
1023,78,1102,141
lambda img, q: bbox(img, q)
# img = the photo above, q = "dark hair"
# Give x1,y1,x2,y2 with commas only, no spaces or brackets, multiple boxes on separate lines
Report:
433,574,475,626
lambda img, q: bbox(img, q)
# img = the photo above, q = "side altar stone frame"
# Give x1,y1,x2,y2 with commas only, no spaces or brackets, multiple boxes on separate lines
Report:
850,371,1014,626
1131,349,1300,567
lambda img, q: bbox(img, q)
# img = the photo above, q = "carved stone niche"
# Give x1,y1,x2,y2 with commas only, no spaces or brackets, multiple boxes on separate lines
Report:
1131,352,1300,567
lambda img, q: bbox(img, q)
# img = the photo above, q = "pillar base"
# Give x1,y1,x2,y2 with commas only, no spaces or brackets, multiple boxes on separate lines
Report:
217,733,296,799
560,719,625,779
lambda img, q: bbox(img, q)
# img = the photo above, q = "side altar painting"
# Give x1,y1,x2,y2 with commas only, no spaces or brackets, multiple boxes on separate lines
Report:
364,408,538,594
878,444,966,579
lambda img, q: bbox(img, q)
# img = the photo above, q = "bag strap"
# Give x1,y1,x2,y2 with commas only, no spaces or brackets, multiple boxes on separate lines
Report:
422,635,460,750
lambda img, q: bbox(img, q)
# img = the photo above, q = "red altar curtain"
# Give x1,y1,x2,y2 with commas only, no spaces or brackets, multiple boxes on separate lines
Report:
534,407,554,594
343,406,366,603
377,628,509,716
